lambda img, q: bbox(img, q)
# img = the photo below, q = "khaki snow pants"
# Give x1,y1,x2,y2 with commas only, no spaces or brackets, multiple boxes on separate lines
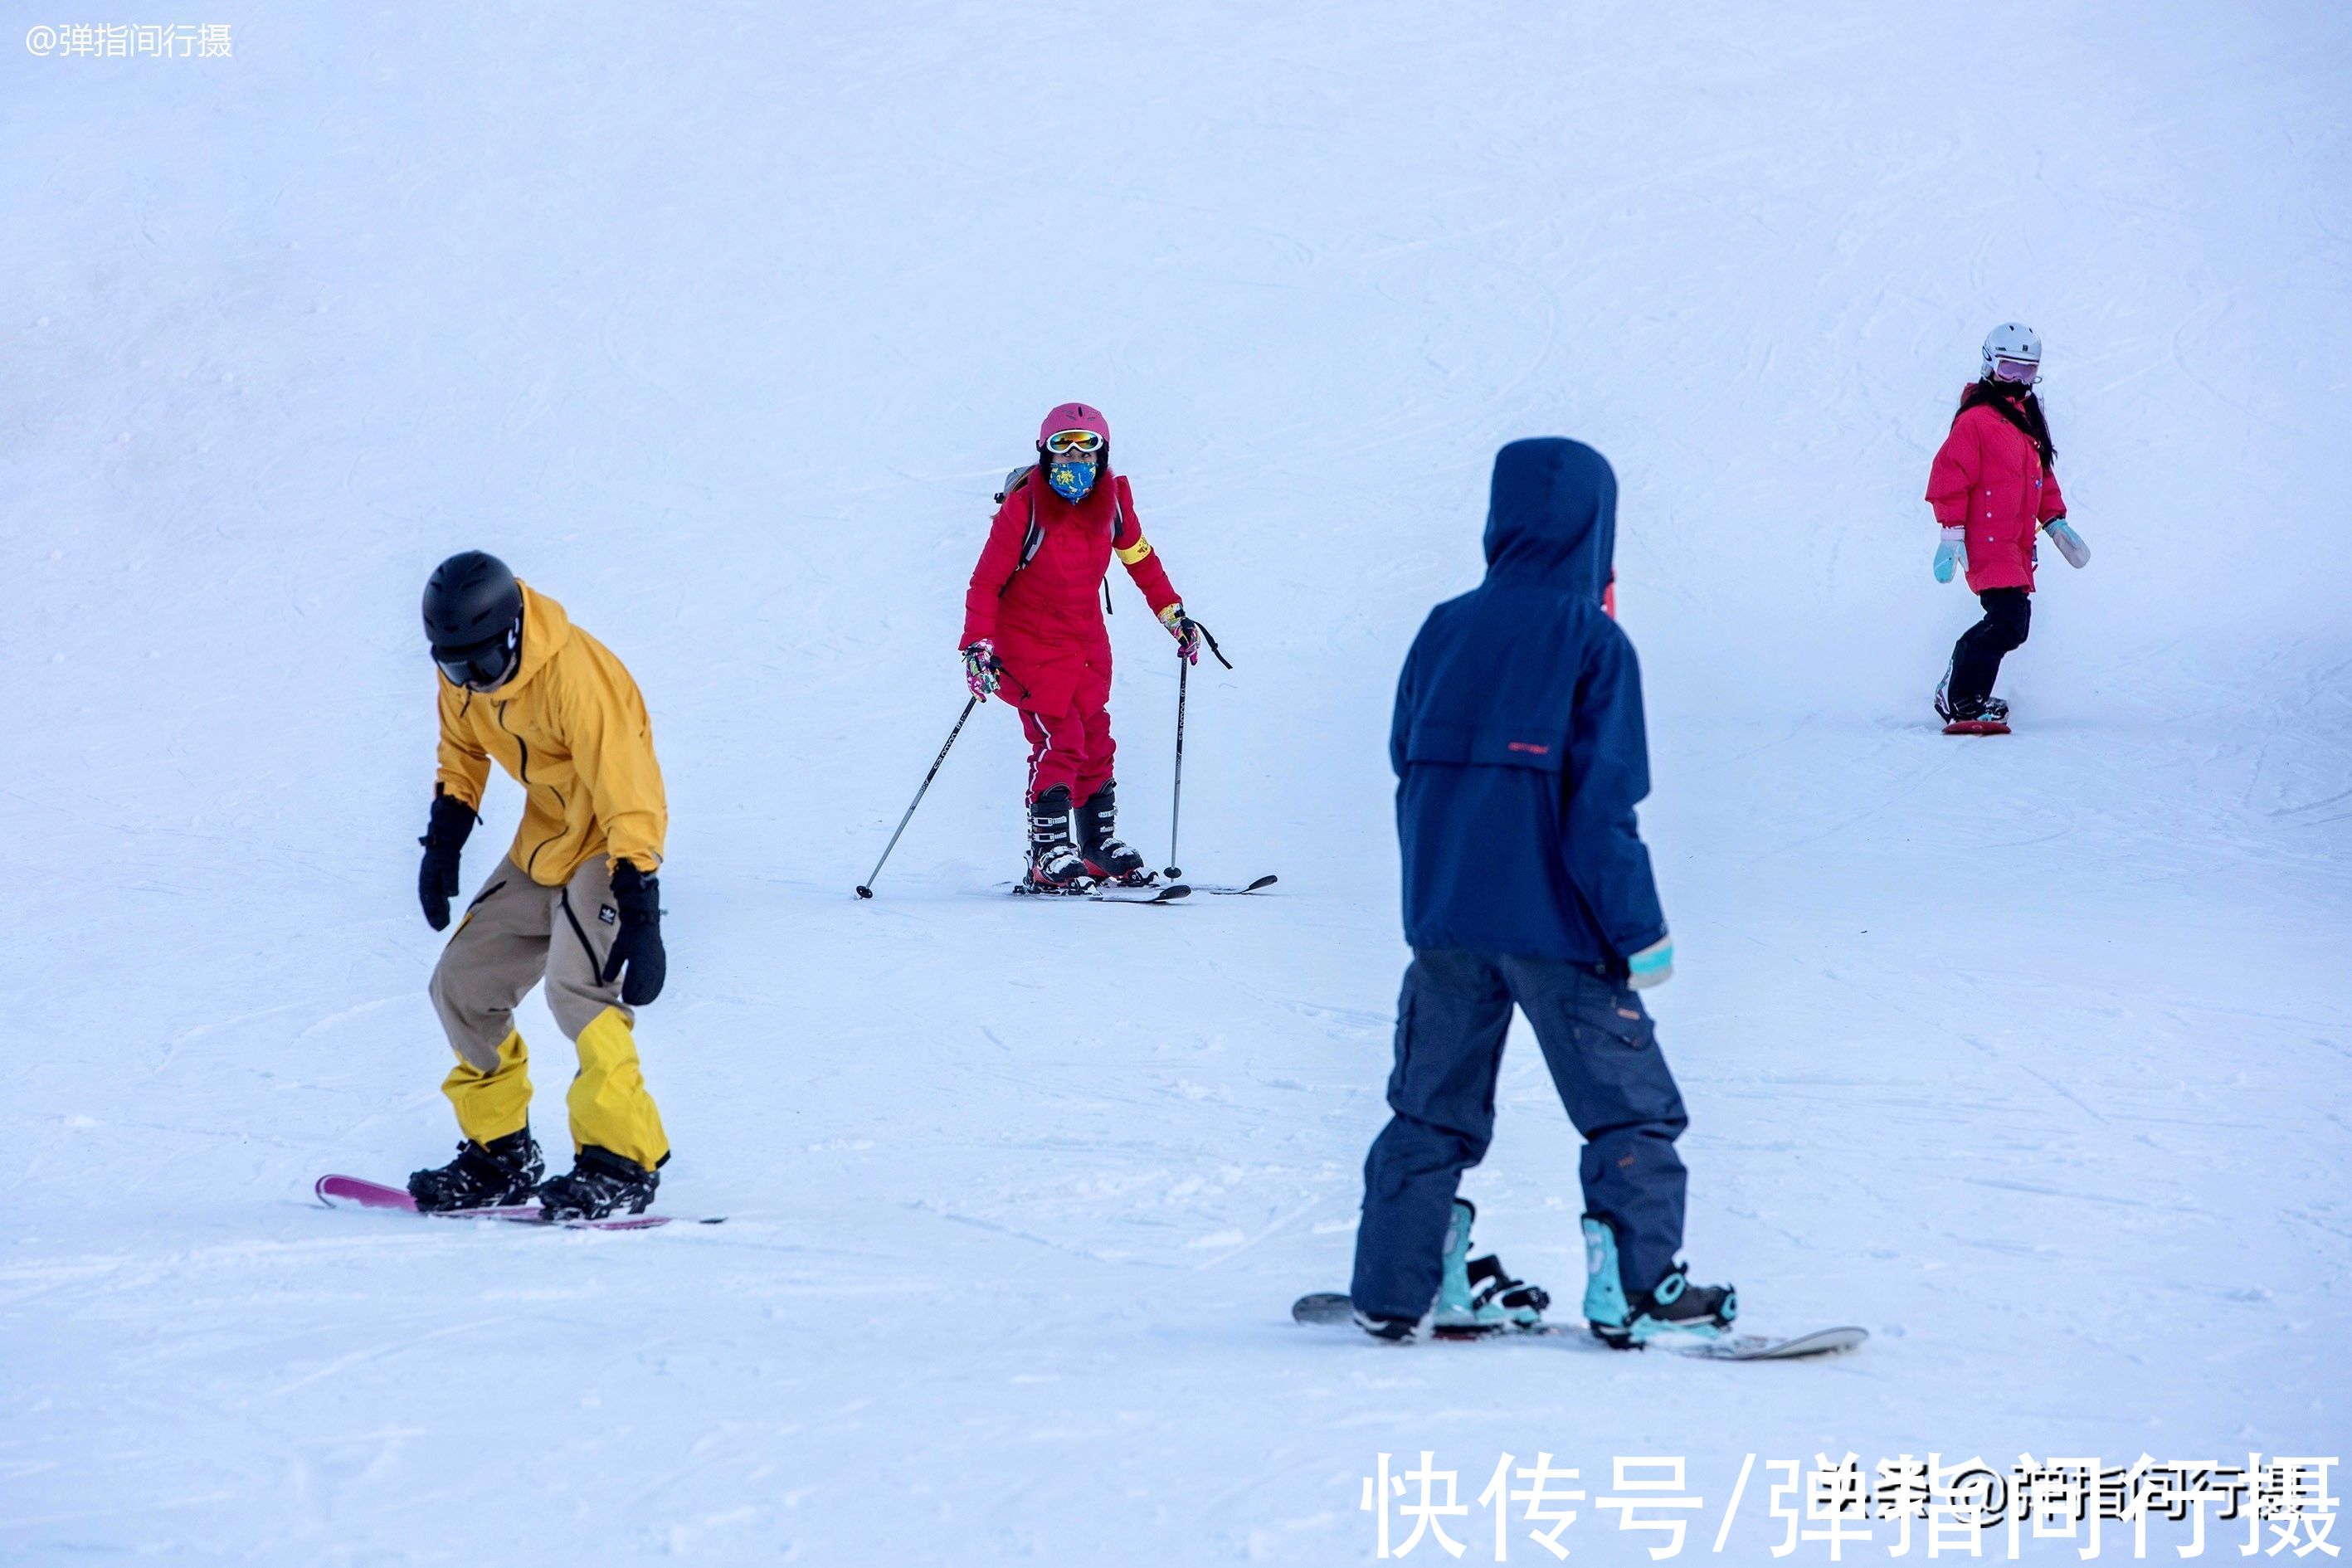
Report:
428,855,670,1171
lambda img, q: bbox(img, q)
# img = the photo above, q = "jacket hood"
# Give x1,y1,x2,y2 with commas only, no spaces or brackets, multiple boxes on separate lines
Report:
1482,438,1617,604
479,581,570,695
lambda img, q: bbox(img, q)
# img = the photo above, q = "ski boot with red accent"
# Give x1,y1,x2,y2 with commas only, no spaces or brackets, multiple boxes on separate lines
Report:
1075,782,1152,885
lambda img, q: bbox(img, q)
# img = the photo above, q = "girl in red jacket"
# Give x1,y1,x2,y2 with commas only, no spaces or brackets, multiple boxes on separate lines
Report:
960,402,1205,890
1925,323,2091,733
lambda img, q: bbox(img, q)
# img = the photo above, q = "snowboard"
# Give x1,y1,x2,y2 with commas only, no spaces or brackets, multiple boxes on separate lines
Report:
1941,719,2011,736
1290,1292,1867,1361
315,1174,718,1231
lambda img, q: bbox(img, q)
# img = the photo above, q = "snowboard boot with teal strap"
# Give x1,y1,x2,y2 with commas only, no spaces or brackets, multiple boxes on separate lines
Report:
1433,1200,1551,1334
1581,1213,1737,1349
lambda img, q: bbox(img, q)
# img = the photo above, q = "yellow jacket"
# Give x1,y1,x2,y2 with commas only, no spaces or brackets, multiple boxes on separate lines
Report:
435,583,666,885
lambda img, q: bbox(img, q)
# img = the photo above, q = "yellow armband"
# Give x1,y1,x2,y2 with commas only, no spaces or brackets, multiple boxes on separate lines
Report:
1117,533,1155,567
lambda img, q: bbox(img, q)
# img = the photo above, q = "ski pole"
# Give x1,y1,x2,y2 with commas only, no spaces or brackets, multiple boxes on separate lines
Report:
1161,621,1230,881
856,696,978,898
1165,657,1188,879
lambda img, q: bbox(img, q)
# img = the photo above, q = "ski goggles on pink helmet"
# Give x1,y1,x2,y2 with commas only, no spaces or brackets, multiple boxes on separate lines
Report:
1989,355,2040,385
1043,428,1105,455
1038,401,1110,451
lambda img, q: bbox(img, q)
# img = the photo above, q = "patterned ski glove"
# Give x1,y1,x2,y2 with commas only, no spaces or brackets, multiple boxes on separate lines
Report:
600,862,666,1006
1157,602,1204,665
1932,525,1966,585
1627,934,1674,991
2043,517,2090,568
416,787,477,931
962,640,1001,698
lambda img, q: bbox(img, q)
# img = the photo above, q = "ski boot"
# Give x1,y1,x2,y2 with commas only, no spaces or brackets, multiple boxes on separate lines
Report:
538,1145,660,1221
1075,782,1150,884
407,1128,543,1212
1024,786,1097,894
1581,1214,1736,1349
1434,1199,1551,1334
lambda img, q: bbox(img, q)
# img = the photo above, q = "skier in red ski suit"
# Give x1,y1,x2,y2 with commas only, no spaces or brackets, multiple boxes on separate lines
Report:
1924,323,2090,730
960,402,1205,890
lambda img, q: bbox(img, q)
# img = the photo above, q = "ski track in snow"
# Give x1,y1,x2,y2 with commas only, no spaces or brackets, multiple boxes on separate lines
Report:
5,3,2351,1563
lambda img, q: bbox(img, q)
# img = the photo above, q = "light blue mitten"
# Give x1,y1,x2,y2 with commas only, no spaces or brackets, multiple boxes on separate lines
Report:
1933,525,1966,584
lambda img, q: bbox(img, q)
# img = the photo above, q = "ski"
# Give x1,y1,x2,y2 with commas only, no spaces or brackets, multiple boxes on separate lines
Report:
1941,719,2011,737
1006,880,1191,903
314,1174,720,1231
1091,882,1190,904
1289,1292,1865,1361
1194,874,1277,895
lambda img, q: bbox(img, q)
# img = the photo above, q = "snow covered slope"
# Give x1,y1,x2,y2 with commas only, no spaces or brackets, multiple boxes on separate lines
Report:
5,3,2349,1561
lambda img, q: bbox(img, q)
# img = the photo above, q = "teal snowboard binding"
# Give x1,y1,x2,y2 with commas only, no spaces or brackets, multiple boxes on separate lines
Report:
1581,1214,1737,1349
1433,1200,1551,1334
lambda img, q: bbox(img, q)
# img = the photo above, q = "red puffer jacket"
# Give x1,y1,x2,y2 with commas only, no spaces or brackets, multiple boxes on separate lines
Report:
1926,389,2067,592
960,468,1181,713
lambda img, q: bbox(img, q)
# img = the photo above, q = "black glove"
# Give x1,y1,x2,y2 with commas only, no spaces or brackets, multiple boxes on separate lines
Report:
417,788,477,931
600,861,666,1006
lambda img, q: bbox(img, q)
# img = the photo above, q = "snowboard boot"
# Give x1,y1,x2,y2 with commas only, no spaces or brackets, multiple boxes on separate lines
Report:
1936,665,2010,732
407,1128,543,1212
1580,1214,1736,1349
1434,1199,1551,1333
1941,694,2010,734
1074,782,1149,884
538,1144,660,1221
1352,1306,1434,1343
1025,786,1096,893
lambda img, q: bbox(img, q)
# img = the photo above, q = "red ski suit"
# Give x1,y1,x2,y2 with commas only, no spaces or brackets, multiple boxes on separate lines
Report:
1925,391,2067,593
961,469,1181,804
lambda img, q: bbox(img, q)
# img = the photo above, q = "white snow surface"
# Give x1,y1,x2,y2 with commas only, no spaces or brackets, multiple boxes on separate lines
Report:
7,4,2351,1562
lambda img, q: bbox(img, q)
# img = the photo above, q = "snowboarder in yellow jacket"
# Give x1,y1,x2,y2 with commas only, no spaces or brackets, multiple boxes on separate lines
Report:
409,552,671,1220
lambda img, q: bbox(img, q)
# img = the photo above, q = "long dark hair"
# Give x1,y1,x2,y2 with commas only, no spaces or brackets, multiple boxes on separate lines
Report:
1955,378,2056,470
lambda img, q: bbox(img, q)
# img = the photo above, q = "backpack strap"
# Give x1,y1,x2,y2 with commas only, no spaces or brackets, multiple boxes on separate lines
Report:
991,466,1045,597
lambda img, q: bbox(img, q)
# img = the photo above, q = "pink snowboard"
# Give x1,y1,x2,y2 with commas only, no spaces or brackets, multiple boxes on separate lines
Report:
314,1173,679,1230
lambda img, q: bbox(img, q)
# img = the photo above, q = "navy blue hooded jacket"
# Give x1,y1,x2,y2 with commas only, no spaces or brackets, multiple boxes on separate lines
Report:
1391,439,1668,967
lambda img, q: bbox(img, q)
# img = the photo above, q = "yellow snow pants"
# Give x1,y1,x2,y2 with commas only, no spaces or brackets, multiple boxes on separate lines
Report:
427,855,670,1172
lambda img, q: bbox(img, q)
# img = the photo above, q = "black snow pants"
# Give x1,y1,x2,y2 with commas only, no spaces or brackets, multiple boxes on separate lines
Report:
1945,587,2032,713
1350,948,1689,1321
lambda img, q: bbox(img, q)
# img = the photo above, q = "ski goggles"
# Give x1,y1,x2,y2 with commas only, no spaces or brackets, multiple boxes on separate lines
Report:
1042,429,1105,455
432,628,518,691
1989,355,2040,385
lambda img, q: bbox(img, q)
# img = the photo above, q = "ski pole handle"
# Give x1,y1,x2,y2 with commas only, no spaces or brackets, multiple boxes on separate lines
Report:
857,696,978,898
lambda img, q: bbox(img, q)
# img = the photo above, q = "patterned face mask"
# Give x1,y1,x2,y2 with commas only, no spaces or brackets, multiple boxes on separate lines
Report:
1046,456,1098,501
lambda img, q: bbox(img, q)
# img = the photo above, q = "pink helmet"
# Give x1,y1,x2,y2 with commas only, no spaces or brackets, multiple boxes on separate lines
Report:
1038,402,1110,450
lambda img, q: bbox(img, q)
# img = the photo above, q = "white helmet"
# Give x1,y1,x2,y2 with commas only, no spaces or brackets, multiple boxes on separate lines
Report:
1980,321,2042,382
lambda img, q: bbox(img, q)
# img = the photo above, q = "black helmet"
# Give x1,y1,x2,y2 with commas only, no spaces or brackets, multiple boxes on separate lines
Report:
422,551,523,690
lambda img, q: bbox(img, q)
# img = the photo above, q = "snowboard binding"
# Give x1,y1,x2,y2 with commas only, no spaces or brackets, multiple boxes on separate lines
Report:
1941,694,2011,735
1936,672,2011,735
1580,1215,1736,1349
1433,1200,1551,1336
538,1144,660,1221
408,1129,544,1212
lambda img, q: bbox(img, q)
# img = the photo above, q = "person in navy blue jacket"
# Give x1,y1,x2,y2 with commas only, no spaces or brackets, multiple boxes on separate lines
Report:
1349,438,1737,1348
